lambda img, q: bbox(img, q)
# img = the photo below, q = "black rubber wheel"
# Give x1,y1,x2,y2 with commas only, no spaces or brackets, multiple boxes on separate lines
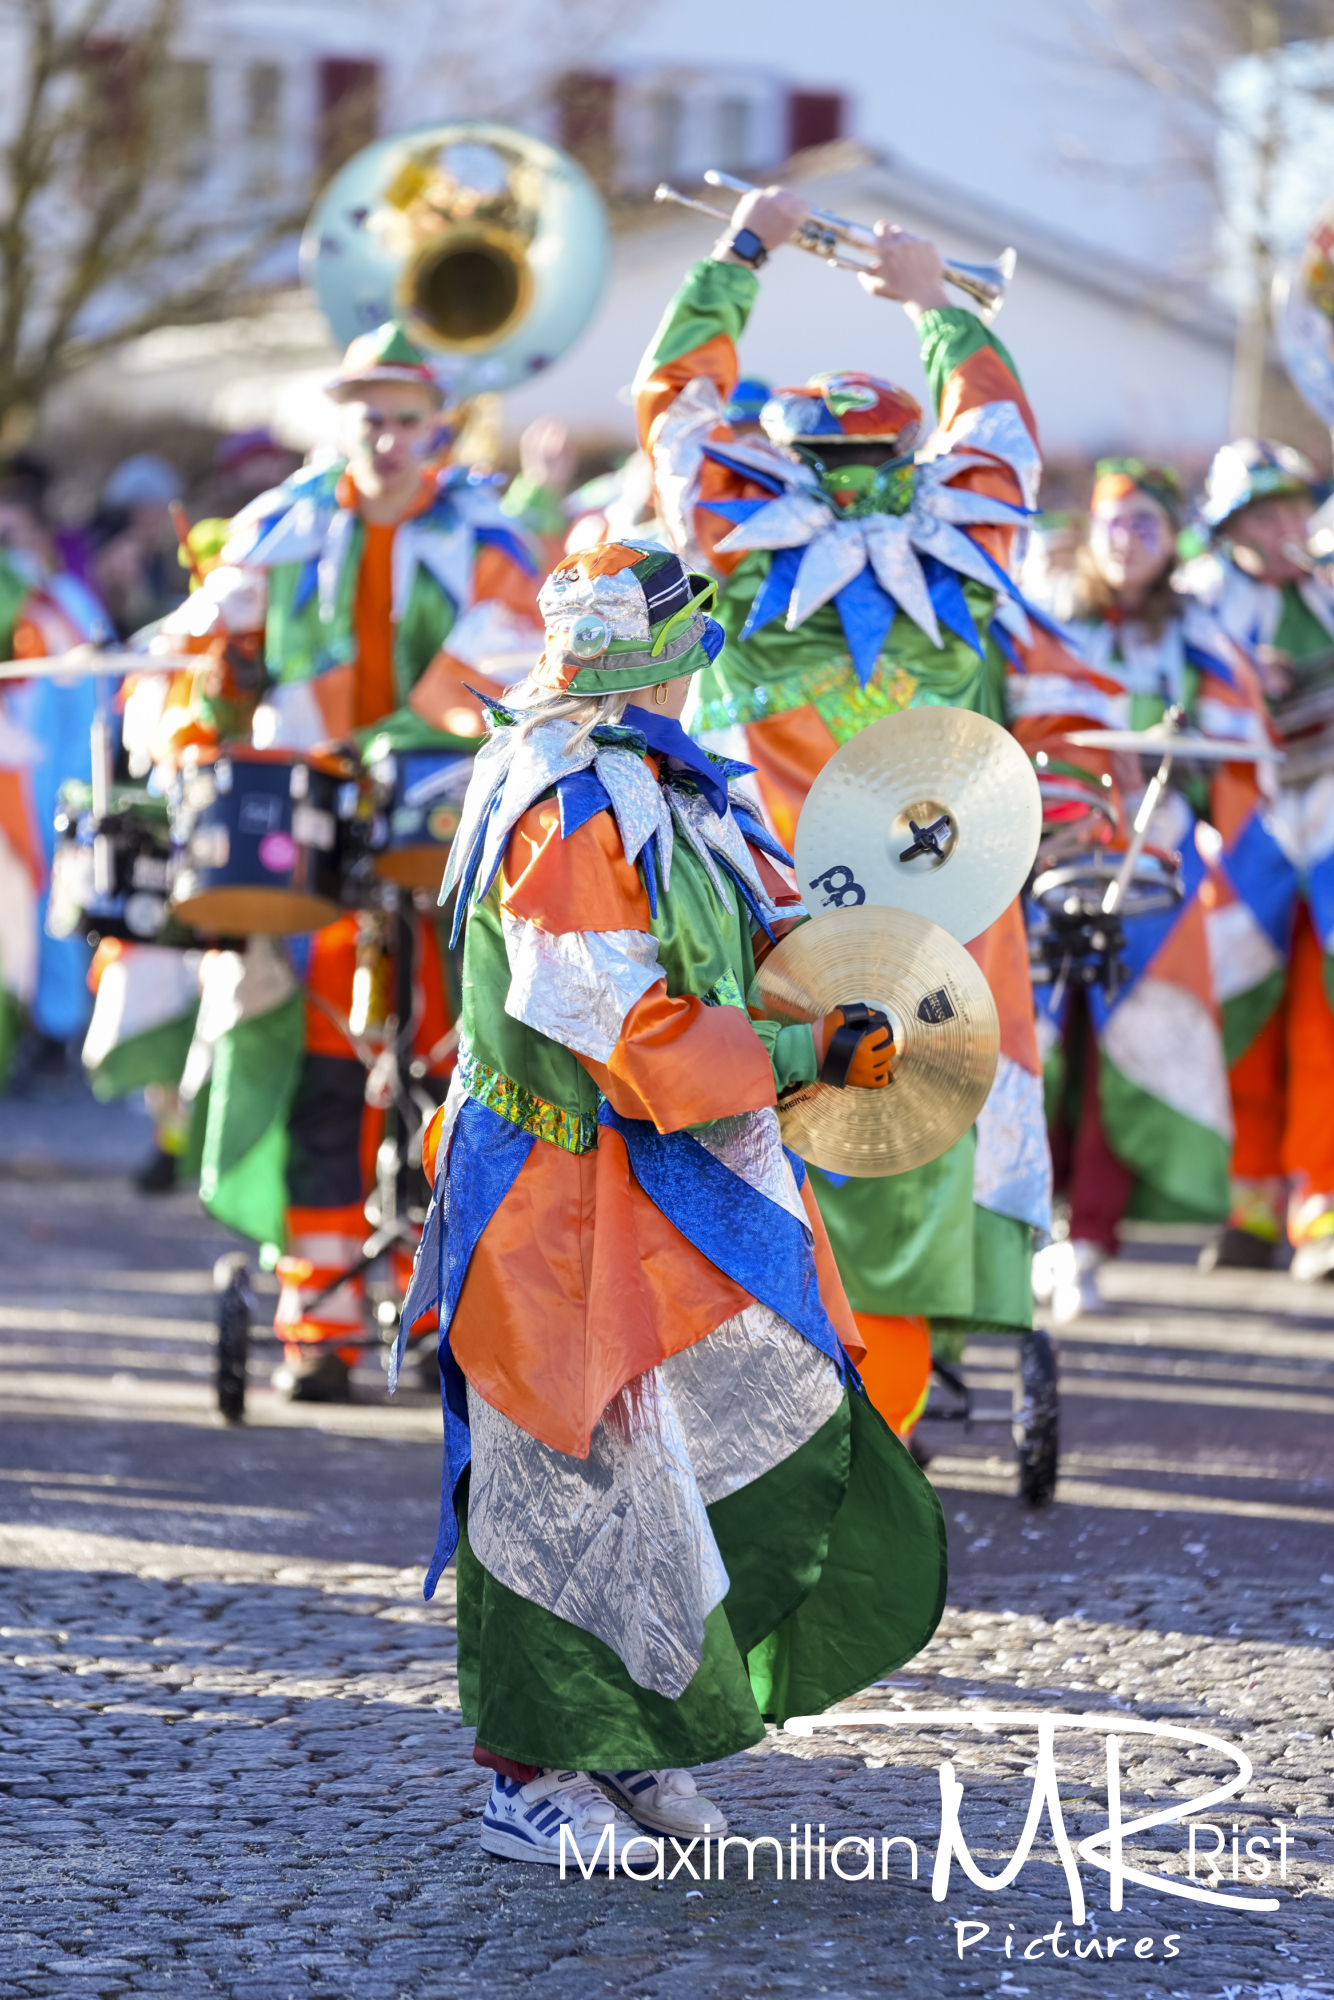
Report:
1013,1327,1059,1506
214,1253,251,1425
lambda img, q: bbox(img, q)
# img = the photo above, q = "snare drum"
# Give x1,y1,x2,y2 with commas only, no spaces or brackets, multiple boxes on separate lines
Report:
49,784,177,944
170,748,355,934
366,747,474,891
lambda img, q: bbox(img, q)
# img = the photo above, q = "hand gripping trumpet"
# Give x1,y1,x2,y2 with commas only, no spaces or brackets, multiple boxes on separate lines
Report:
655,168,1016,323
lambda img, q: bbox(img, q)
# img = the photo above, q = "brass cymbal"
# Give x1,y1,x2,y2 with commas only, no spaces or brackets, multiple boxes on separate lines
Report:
794,706,1041,943
1065,725,1282,762
757,904,999,1177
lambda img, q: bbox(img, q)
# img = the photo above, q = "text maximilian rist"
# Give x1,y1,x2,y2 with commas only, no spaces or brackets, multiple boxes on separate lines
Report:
558,1706,1303,1958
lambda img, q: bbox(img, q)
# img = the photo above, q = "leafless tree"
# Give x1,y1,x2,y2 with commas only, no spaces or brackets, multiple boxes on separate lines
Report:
0,0,302,446
1067,1,1334,440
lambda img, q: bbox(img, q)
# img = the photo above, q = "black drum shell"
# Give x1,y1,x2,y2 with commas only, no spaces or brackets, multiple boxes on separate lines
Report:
170,751,346,935
368,747,474,891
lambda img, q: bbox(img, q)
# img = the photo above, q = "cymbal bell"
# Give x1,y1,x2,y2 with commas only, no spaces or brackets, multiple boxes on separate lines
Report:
794,706,1041,943
757,904,999,1176
1065,725,1282,763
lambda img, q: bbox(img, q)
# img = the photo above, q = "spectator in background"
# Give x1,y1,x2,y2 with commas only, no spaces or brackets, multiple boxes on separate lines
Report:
93,453,187,638
0,454,113,1087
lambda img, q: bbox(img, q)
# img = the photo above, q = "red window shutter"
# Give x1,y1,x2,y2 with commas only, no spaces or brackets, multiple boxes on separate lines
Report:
787,91,845,156
318,58,380,179
555,71,616,187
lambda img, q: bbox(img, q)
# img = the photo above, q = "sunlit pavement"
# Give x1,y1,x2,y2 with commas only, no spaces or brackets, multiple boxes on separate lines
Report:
0,1096,1330,1998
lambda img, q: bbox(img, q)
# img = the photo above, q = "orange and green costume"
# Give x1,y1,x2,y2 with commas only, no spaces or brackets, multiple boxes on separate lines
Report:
637,259,1051,1414
397,683,945,1769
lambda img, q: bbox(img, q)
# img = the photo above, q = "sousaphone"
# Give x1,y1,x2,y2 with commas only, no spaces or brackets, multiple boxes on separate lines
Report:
302,121,610,402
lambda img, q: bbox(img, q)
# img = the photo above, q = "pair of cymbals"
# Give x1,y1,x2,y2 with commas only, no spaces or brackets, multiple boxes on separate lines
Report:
758,905,1000,1176
764,707,1031,1175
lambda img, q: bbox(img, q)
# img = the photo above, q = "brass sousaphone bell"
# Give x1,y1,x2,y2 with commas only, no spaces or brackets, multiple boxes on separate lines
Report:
763,708,1041,1175
302,121,610,402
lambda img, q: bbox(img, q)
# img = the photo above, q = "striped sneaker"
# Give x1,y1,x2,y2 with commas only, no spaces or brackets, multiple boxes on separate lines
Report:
480,1769,635,1868
592,1768,728,1838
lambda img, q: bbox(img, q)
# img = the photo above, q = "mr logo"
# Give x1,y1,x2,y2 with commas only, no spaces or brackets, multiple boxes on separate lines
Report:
809,864,865,909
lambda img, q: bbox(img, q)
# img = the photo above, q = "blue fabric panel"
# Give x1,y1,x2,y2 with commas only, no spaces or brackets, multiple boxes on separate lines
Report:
989,618,1021,671
1306,849,1334,950
599,1103,846,1375
922,554,983,655
623,704,730,816
1183,639,1235,688
556,766,613,839
474,523,537,575
449,788,503,944
702,443,787,494
638,831,661,919
730,802,795,871
407,1099,535,1597
1222,807,1299,953
697,497,772,526
833,565,896,684
701,615,726,663
292,557,319,614
739,545,802,640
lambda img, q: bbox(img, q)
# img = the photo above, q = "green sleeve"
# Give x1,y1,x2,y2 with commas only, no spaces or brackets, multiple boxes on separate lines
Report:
750,1016,818,1094
915,305,1023,418
501,473,566,540
638,259,760,374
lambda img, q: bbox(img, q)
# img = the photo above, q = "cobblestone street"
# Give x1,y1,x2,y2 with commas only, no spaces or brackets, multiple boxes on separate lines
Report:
1,1093,1331,1999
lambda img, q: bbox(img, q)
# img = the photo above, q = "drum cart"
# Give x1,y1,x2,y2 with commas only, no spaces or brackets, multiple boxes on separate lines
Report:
211,891,450,1424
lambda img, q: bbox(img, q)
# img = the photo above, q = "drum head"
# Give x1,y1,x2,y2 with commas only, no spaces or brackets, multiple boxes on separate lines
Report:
172,886,344,935
373,847,451,891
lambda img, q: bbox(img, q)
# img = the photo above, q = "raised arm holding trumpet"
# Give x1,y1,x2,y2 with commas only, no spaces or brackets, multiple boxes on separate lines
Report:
634,172,1055,1468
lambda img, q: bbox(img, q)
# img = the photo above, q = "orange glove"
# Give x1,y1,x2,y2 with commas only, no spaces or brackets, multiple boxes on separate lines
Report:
815,1003,894,1089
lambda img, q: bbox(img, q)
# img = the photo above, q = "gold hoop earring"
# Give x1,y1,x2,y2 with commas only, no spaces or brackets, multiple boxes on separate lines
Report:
653,681,670,707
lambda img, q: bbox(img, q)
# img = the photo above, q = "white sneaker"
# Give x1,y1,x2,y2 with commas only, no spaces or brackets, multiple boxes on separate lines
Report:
1049,1239,1106,1323
592,1767,728,1837
480,1768,634,1867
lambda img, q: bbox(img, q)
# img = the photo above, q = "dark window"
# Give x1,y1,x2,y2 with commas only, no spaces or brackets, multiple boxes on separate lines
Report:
80,37,148,182
787,90,844,156
318,58,379,180
555,70,616,188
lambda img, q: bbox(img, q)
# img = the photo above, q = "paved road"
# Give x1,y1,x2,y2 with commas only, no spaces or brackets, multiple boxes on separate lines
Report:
0,1102,1330,1999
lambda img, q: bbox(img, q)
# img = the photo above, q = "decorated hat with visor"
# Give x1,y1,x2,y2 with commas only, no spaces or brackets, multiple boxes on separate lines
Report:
529,542,723,696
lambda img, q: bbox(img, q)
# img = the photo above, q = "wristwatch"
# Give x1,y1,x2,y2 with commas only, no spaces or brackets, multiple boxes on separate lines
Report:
724,226,768,270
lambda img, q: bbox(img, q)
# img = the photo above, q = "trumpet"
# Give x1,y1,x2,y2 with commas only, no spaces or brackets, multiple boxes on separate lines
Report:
654,168,1016,324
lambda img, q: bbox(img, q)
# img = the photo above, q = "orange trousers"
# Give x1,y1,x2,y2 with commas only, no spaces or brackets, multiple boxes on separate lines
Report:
1230,902,1334,1187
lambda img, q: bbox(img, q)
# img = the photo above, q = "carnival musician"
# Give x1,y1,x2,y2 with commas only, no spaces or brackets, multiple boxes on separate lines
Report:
1181,438,1334,1279
1015,462,1232,1318
635,183,1049,1438
89,322,545,1399
399,540,943,1864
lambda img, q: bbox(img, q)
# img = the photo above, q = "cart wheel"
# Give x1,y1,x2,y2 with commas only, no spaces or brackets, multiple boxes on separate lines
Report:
214,1253,251,1425
1013,1327,1059,1506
